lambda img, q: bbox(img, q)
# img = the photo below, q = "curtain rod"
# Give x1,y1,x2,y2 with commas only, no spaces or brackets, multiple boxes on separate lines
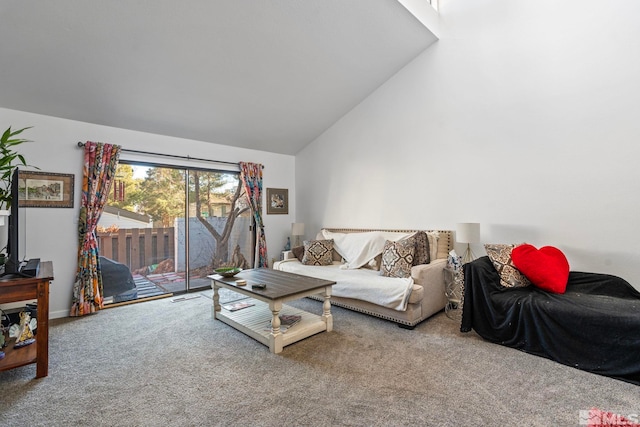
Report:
76,141,263,168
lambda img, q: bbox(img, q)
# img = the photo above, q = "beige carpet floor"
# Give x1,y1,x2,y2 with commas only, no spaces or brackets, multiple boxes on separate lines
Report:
1,290,638,426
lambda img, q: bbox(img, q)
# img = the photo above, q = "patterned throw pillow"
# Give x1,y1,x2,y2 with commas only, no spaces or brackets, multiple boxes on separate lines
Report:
484,243,531,288
301,239,334,266
380,239,415,278
410,231,430,265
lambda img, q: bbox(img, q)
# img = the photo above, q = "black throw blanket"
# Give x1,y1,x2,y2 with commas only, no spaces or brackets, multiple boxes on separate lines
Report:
461,256,640,385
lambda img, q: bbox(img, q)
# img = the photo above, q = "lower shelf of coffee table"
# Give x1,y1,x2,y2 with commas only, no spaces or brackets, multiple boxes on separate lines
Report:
214,299,327,352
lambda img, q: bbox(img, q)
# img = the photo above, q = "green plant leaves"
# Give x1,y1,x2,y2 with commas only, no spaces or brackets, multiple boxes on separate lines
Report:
0,126,35,209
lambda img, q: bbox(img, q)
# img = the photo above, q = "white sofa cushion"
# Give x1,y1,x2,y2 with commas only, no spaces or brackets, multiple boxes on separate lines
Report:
275,259,414,311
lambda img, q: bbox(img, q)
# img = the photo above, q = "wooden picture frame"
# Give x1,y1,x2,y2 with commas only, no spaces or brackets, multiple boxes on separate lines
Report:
18,171,75,208
266,188,288,215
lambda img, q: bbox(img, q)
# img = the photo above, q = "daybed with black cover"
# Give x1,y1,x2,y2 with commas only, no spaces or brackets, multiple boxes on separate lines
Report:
461,255,640,385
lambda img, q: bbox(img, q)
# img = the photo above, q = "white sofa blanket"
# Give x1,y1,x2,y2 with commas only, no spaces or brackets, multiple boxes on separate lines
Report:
275,259,414,311
320,229,413,269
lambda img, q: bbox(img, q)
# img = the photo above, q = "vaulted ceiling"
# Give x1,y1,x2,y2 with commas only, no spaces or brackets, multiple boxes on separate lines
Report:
0,1,437,155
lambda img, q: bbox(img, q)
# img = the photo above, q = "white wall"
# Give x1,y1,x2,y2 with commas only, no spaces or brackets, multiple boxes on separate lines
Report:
296,0,640,290
0,108,296,318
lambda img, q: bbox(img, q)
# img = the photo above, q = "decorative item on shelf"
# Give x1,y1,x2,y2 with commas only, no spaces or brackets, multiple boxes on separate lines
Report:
291,222,305,247
214,267,242,278
26,302,37,335
456,222,480,264
284,236,291,251
10,311,36,349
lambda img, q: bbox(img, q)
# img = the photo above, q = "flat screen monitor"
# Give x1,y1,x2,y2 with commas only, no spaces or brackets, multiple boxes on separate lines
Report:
3,169,21,277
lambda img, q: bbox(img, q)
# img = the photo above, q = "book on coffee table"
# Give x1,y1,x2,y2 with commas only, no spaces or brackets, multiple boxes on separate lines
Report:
265,314,302,333
279,314,301,326
223,301,255,311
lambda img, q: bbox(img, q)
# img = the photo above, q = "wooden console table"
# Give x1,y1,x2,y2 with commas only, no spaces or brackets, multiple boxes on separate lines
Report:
0,261,54,378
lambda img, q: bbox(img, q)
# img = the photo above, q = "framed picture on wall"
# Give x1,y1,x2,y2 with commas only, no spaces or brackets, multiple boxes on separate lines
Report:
18,171,75,208
266,188,288,214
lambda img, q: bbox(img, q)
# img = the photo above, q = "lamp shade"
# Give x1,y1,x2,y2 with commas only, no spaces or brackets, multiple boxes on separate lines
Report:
291,223,305,236
456,222,480,244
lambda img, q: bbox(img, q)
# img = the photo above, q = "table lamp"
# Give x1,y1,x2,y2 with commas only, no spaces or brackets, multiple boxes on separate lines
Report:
291,223,305,247
456,222,480,264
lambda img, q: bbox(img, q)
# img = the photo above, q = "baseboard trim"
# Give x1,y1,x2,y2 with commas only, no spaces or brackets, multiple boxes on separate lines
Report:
50,309,70,319
49,292,175,319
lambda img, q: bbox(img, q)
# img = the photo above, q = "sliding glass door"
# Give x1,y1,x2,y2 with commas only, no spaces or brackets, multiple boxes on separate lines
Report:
186,169,253,291
98,163,253,304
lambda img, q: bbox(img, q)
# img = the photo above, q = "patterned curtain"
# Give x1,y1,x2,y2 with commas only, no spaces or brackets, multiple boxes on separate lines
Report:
71,142,121,316
239,162,268,268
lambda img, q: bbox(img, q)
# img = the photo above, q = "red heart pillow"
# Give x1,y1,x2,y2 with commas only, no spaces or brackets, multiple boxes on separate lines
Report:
511,244,570,293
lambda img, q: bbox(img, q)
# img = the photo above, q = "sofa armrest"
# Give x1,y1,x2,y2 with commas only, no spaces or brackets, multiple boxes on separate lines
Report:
282,250,296,260
411,258,447,287
411,259,448,314
273,257,300,270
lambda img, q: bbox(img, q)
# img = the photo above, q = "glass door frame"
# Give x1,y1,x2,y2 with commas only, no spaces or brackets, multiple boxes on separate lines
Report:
113,161,253,294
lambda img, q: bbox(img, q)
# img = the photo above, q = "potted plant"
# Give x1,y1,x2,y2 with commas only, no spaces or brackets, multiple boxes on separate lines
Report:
0,126,33,214
0,126,35,269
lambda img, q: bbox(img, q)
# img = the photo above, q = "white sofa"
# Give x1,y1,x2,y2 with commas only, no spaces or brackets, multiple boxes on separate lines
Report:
273,228,452,328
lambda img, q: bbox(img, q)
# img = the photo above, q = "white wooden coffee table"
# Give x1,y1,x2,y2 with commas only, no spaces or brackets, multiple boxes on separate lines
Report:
209,268,334,354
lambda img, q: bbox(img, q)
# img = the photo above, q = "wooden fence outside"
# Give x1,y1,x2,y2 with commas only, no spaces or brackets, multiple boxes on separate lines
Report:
98,227,175,271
